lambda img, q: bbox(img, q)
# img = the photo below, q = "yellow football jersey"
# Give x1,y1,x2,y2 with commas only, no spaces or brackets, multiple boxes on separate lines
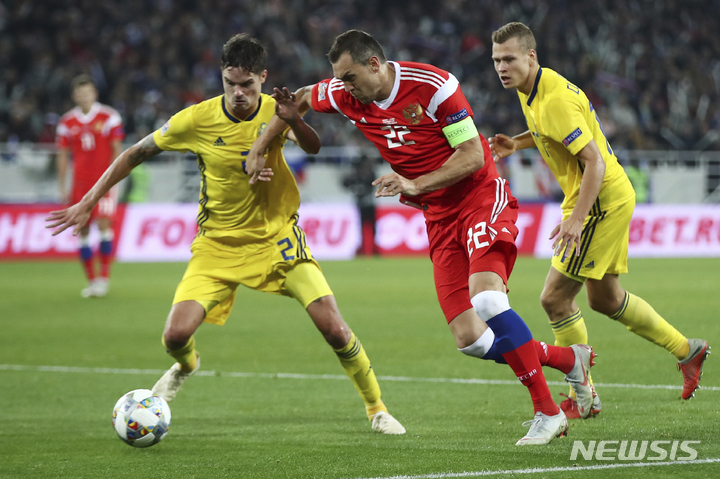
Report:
518,67,635,214
153,94,298,243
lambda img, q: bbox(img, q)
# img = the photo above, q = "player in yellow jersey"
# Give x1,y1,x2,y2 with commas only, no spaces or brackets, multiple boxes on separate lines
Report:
488,22,709,415
46,34,405,435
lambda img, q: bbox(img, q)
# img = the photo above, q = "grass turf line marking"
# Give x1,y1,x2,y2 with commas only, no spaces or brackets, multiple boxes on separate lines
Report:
350,458,720,479
1,364,718,392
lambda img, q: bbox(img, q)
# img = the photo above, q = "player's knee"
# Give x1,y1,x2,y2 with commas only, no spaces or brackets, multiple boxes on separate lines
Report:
162,327,193,350
470,290,510,321
323,325,351,349
308,296,351,347
540,289,563,317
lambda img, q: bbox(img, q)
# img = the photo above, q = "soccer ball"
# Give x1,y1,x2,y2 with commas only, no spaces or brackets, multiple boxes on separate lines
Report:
112,389,171,448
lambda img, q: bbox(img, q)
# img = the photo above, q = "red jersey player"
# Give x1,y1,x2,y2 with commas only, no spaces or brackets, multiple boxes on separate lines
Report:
56,74,125,297
247,30,598,445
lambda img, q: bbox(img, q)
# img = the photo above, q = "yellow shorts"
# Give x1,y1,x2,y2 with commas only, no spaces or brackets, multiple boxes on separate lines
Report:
552,197,635,281
173,221,333,325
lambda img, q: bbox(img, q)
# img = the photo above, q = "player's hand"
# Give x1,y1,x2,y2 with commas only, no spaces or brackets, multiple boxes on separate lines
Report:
488,133,516,162
372,172,419,197
271,87,301,124
245,150,273,185
45,203,92,236
549,218,583,260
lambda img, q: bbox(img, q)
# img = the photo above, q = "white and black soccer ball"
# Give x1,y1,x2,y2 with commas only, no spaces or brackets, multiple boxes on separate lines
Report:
112,389,171,448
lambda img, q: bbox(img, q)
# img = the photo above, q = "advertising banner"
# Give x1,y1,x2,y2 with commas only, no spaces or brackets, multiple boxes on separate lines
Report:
2,202,720,261
0,204,126,259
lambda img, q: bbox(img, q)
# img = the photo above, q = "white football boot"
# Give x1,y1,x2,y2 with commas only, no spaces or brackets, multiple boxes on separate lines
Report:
92,278,109,297
515,410,568,445
152,356,201,402
81,282,96,298
371,411,406,435
564,344,596,419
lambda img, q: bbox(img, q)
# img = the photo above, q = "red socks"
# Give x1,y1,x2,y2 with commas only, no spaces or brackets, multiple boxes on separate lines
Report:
502,341,559,416
534,340,576,374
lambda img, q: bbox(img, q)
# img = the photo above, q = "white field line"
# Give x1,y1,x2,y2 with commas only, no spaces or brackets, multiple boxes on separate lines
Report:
1,364,718,392
349,458,720,479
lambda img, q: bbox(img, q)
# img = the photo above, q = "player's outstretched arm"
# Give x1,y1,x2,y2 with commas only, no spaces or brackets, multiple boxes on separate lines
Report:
45,134,162,236
246,85,315,185
489,130,534,160
272,86,320,155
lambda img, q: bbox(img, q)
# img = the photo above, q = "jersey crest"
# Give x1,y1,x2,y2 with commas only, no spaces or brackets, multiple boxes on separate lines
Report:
257,122,267,137
403,103,424,124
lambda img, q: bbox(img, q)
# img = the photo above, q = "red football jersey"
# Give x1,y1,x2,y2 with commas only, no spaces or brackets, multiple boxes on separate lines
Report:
312,61,503,220
56,102,125,193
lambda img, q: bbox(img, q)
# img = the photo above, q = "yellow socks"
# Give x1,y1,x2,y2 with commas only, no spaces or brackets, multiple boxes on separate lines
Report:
162,335,198,373
366,400,388,420
552,310,593,399
551,310,588,347
611,292,688,359
334,332,383,420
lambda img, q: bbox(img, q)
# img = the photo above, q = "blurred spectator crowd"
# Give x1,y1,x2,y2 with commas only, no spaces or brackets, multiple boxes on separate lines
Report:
2,0,720,151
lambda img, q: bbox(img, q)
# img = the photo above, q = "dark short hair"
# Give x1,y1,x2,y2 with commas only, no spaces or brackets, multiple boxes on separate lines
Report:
221,34,267,73
327,29,386,65
491,22,537,51
71,74,96,90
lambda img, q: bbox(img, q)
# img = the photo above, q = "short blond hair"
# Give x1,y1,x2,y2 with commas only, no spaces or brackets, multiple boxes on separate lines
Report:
491,22,536,51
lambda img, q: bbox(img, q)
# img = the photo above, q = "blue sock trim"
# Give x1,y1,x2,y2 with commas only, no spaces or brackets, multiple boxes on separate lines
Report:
79,246,93,261
482,309,534,363
100,240,112,255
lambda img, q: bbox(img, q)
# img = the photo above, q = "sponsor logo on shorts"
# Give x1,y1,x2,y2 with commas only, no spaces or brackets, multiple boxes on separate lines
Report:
445,108,469,125
563,127,582,146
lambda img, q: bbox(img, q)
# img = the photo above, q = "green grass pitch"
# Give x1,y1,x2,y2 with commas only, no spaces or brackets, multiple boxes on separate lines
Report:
1,257,718,478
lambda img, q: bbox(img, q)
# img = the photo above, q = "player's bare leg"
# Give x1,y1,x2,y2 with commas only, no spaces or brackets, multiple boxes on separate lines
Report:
306,295,405,434
152,300,205,401
541,268,601,417
587,274,707,400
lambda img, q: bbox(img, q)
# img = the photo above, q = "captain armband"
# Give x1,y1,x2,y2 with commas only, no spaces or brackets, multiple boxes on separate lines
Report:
442,116,478,148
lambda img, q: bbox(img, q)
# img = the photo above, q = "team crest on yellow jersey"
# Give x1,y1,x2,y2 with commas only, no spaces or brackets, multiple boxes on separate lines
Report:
403,103,424,124
257,122,267,137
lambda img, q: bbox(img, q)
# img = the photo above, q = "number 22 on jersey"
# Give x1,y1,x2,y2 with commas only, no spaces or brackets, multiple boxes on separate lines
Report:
380,125,416,149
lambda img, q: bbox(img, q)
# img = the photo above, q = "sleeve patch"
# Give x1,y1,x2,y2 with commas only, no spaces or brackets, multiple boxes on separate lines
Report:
562,127,582,146
160,121,171,136
317,82,328,101
445,108,469,125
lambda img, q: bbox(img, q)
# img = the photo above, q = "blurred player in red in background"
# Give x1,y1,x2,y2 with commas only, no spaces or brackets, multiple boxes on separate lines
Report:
56,74,125,298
